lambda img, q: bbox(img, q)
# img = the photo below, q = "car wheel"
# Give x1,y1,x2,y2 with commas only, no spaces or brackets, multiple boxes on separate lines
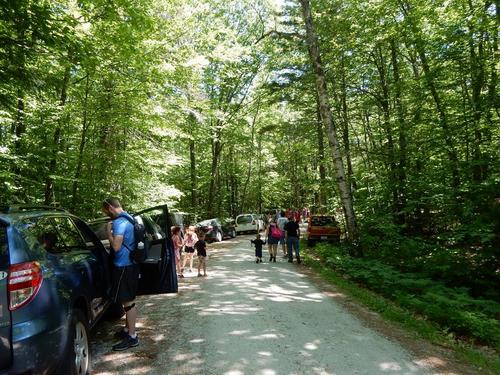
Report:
60,309,90,375
216,231,222,242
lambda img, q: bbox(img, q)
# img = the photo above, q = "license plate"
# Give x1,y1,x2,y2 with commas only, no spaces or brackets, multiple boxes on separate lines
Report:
321,236,328,240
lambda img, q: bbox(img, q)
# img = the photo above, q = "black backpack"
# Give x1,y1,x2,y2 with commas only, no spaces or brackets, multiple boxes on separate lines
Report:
121,214,148,263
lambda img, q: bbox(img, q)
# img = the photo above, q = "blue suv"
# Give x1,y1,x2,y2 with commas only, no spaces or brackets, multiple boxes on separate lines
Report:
0,205,177,375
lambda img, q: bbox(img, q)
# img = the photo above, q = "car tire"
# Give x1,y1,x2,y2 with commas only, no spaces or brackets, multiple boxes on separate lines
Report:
60,309,91,375
215,231,222,242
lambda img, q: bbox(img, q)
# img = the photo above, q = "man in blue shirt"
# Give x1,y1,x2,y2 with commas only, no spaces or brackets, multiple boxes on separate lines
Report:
103,198,139,351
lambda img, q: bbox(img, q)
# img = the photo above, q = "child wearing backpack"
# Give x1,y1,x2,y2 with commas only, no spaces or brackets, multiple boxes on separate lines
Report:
266,221,281,262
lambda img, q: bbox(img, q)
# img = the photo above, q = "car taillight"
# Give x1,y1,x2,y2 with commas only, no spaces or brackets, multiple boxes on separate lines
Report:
8,262,43,311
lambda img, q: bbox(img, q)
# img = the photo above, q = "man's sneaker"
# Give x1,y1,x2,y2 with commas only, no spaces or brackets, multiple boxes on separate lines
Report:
112,335,139,351
296,256,301,264
113,329,129,340
288,258,293,263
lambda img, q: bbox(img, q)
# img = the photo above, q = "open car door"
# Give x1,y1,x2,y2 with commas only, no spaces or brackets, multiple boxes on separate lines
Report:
133,205,178,295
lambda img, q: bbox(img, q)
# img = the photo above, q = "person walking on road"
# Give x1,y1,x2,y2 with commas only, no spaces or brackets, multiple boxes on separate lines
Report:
195,233,208,277
171,226,183,278
182,225,198,274
102,198,140,351
277,213,288,257
284,216,301,264
251,233,266,263
265,221,280,262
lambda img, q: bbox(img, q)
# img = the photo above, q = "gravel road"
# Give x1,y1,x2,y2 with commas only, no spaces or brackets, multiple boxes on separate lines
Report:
90,234,457,375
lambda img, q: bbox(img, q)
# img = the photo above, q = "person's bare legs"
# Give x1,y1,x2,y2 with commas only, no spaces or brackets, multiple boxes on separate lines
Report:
183,253,193,272
272,244,278,258
123,301,137,336
202,257,207,276
189,253,194,272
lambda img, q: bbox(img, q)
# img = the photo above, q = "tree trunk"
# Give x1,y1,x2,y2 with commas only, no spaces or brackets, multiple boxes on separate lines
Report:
188,114,197,211
339,57,356,192
400,1,461,188
372,45,398,213
207,122,222,217
390,39,407,224
71,75,92,209
299,0,360,253
240,99,260,210
316,98,327,211
44,64,71,204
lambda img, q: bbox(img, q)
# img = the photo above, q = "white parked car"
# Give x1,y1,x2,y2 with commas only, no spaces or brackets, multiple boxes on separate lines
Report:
235,214,264,234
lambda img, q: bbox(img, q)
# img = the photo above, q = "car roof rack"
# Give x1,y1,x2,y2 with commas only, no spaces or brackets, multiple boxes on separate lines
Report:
2,205,68,214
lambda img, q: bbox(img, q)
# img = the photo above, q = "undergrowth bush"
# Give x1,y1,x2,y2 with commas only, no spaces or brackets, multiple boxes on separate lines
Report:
312,242,500,349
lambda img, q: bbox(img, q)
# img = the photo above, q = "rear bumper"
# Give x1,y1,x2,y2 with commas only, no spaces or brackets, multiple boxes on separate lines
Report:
0,316,68,375
307,234,340,241
235,225,258,233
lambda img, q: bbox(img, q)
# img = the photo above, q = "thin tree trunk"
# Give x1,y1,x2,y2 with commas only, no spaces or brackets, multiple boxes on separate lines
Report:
257,134,263,213
240,99,260,210
390,39,407,223
372,45,398,213
71,75,91,209
45,64,71,204
299,0,360,253
207,122,222,217
400,1,460,188
339,58,356,191
188,114,197,210
316,98,327,211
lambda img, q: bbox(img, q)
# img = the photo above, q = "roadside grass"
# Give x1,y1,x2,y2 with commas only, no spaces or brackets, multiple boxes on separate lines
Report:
301,241,500,375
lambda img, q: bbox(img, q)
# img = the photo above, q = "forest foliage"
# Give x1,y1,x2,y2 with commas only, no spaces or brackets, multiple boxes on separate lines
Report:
0,0,498,348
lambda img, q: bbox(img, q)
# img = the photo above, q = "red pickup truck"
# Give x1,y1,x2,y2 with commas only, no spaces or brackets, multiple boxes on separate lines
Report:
307,215,341,246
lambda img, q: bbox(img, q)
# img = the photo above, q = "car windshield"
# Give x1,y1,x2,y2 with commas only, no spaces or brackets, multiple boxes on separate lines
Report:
197,220,215,227
311,216,337,227
237,215,252,224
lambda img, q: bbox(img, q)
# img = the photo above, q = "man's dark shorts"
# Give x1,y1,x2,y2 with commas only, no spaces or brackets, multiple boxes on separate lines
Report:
111,264,139,303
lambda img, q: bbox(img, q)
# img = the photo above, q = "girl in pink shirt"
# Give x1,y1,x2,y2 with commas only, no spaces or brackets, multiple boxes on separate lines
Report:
182,225,198,274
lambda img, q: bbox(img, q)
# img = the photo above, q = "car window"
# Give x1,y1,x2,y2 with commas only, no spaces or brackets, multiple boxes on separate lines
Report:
237,215,252,224
73,218,103,251
0,225,7,267
22,217,65,254
311,216,337,227
52,217,87,252
88,220,108,241
140,214,164,240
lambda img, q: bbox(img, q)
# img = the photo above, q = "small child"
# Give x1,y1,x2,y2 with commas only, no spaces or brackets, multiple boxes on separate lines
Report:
251,234,266,263
195,233,208,277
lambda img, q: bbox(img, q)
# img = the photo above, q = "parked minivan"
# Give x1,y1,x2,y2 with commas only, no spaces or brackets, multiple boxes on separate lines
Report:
234,214,264,234
0,204,177,375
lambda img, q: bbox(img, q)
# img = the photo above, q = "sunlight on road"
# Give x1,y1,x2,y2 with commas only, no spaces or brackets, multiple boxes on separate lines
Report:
92,235,434,375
